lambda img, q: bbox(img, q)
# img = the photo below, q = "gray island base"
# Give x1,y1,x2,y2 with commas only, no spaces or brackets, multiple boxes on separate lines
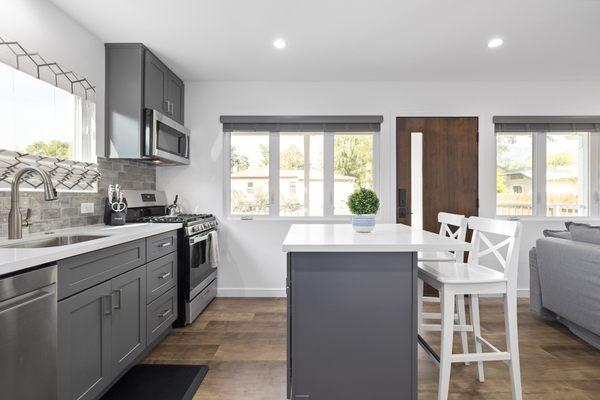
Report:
283,224,470,400
287,251,417,400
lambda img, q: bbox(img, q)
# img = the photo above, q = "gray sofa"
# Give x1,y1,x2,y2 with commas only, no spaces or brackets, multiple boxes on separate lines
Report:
530,224,600,350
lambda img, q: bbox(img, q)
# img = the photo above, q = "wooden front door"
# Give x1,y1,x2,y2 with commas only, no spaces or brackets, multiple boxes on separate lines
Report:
396,117,479,232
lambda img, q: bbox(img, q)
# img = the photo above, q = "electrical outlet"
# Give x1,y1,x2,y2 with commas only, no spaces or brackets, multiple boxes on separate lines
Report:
81,203,94,214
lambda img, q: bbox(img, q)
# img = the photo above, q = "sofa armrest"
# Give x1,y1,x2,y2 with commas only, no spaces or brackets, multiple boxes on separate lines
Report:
536,237,600,336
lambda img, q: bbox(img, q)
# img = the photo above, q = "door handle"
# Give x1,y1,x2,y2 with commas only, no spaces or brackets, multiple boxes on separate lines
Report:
159,272,171,279
160,241,172,248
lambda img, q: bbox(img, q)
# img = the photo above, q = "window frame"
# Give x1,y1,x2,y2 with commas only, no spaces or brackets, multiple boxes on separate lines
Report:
224,130,379,220
495,131,599,220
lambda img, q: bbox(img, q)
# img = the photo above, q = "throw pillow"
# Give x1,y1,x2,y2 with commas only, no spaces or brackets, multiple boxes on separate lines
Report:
566,222,600,245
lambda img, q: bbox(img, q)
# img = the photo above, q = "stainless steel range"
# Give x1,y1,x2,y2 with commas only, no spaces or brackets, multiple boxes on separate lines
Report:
122,190,218,326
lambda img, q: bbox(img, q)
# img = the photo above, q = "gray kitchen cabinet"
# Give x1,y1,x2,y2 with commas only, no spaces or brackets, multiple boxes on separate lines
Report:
106,43,186,159
143,49,184,124
144,50,168,115
166,72,184,123
58,281,112,400
110,265,147,380
146,230,177,262
57,238,179,399
57,239,146,300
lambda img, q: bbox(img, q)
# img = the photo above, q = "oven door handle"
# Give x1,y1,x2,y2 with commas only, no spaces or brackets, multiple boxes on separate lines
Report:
189,234,209,246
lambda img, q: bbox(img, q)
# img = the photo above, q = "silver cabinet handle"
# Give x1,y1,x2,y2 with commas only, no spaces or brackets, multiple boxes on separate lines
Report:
102,295,113,315
160,241,172,248
159,309,171,318
159,272,171,279
113,289,123,310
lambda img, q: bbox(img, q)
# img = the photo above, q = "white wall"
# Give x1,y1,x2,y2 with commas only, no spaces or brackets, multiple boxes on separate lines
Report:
1,0,105,155
157,81,600,297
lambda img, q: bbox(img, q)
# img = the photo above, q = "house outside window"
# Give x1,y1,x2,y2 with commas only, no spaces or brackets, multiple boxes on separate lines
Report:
495,116,600,218
223,116,382,219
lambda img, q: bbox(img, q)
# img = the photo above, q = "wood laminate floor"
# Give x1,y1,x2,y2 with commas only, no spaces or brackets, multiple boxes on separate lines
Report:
144,298,600,399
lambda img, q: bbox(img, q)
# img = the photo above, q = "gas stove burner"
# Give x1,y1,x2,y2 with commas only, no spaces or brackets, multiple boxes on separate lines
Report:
134,213,215,224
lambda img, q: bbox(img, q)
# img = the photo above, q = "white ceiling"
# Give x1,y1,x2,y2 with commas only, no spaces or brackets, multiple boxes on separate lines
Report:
50,0,600,82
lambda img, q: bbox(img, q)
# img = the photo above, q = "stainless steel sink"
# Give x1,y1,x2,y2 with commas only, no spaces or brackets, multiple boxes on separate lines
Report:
0,235,108,249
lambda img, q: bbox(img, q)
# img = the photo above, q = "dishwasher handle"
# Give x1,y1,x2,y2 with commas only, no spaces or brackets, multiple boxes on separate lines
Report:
0,286,55,314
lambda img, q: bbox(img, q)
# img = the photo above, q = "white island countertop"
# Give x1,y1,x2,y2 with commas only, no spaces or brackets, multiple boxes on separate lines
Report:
282,223,470,252
0,223,182,277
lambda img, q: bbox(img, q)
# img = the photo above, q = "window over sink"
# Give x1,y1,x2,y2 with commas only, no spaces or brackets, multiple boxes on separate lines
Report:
0,37,98,192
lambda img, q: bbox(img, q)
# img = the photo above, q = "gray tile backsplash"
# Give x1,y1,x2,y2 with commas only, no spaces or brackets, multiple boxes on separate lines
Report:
0,158,156,238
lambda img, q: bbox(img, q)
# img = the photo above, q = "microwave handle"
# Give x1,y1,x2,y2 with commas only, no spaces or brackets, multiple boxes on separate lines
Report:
184,132,190,158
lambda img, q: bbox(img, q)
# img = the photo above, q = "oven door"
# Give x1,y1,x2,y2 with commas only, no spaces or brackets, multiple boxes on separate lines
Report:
187,232,216,297
144,109,190,165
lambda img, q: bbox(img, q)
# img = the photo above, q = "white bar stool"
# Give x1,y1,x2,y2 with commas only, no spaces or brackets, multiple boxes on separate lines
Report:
418,217,523,400
417,212,470,360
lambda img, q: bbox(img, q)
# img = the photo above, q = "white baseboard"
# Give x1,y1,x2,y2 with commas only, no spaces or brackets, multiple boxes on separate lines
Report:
216,288,530,299
217,287,286,297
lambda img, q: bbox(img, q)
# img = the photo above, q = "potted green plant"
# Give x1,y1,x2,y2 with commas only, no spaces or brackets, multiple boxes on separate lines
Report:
347,188,380,233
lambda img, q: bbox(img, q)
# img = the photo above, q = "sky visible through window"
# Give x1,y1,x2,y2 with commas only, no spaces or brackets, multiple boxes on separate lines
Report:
0,61,77,159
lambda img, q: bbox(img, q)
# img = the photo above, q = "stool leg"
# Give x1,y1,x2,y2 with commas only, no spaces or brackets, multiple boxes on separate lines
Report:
470,294,485,382
438,287,455,400
504,293,522,400
418,279,424,333
456,294,470,365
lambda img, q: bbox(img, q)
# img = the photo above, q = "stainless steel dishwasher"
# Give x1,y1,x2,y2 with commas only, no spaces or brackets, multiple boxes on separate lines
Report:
0,265,57,400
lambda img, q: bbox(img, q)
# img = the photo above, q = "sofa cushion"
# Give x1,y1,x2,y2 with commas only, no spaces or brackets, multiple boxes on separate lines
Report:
543,229,571,240
566,222,600,245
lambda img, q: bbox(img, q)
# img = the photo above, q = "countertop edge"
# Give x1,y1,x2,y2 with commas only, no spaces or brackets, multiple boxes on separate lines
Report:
282,243,472,252
0,224,182,278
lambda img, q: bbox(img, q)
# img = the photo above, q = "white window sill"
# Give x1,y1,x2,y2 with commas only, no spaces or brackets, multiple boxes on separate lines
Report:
495,215,600,223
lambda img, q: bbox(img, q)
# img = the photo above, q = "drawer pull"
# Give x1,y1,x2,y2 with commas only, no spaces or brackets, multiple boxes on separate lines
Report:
158,309,172,318
159,272,172,280
159,242,172,248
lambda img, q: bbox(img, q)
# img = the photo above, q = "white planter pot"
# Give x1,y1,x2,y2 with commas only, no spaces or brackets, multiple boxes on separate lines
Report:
352,214,376,233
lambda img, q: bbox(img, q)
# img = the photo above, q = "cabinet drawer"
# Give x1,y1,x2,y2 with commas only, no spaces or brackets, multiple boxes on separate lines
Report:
57,239,146,300
146,252,177,304
147,286,177,345
146,231,177,262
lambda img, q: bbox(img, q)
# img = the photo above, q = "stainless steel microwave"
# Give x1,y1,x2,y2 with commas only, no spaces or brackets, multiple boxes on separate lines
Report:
143,109,190,165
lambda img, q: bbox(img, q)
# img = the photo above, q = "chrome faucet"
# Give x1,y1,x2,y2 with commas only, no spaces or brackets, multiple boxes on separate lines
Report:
8,166,58,239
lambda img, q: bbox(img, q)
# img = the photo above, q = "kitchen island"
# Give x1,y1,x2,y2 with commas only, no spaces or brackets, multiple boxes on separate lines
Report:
283,224,470,400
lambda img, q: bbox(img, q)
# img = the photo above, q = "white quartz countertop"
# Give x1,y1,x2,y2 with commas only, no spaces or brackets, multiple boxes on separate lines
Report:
0,223,182,277
282,223,471,252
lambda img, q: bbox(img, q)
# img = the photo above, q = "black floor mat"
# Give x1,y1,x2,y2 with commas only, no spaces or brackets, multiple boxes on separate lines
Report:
101,364,208,400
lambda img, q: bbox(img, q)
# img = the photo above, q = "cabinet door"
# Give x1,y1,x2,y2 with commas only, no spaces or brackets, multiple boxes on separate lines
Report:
144,51,168,114
166,72,184,124
58,281,112,400
111,265,147,380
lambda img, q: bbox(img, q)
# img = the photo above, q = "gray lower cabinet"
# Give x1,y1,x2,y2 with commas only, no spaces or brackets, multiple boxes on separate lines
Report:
58,281,112,400
59,265,148,400
110,266,147,380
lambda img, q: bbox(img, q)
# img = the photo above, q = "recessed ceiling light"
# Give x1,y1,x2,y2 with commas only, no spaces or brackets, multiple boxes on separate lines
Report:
488,38,504,48
273,38,287,49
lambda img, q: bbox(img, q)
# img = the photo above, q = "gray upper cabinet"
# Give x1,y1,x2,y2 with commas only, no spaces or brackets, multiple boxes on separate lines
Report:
166,73,184,124
106,43,185,159
144,51,168,115
58,281,112,400
110,266,147,380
